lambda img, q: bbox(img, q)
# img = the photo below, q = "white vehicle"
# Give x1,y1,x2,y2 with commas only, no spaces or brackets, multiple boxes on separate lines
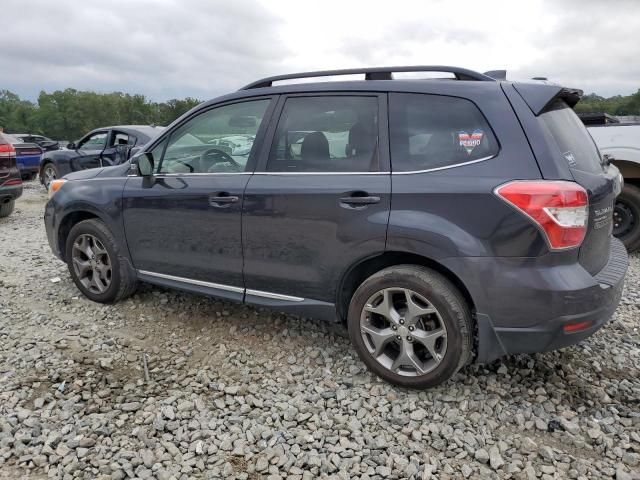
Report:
582,114,640,252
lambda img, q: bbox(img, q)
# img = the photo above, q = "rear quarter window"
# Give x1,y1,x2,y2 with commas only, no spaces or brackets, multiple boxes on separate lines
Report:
389,93,499,172
538,100,603,174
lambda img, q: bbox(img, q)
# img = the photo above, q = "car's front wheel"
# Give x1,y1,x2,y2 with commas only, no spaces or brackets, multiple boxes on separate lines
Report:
348,265,473,389
41,163,58,190
65,219,137,303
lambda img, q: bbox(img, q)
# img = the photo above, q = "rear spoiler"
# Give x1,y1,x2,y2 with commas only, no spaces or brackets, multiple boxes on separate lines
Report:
513,82,583,115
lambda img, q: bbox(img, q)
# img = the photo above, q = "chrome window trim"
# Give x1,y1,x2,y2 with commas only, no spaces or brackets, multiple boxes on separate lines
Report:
245,289,304,302
392,154,497,175
153,172,252,177
137,270,244,293
253,171,388,176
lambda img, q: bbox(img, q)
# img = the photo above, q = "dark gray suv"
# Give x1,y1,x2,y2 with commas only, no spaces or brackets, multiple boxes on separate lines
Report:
44,66,628,388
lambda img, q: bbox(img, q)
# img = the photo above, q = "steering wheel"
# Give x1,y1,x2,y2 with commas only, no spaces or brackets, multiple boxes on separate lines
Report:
199,148,242,172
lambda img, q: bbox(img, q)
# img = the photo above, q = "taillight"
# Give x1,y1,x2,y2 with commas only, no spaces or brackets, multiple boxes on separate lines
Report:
0,143,16,158
495,180,588,250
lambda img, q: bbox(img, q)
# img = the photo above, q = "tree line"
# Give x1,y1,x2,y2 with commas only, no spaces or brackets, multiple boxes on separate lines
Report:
573,89,640,116
0,89,201,141
1,87,639,142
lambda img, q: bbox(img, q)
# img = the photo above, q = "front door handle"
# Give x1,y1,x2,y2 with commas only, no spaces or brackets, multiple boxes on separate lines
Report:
339,195,381,206
209,194,239,207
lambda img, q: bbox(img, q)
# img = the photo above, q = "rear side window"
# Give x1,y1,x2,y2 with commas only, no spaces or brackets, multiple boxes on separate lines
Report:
389,93,499,172
267,96,379,172
538,100,602,174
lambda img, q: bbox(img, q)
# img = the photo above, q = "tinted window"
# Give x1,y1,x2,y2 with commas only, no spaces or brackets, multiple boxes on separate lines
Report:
267,96,378,172
539,100,602,173
389,93,498,172
157,100,270,174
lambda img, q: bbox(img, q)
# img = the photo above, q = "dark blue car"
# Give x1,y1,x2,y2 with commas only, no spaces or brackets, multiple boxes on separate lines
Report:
44,66,628,388
4,134,43,180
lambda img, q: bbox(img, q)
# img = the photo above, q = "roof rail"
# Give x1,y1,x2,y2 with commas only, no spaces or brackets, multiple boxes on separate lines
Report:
241,66,495,90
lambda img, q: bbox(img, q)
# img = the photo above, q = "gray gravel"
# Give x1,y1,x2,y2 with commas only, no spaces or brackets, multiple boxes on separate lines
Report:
1,182,639,480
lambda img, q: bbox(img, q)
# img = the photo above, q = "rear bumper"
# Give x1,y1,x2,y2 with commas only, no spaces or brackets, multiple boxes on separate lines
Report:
468,238,628,363
16,155,41,175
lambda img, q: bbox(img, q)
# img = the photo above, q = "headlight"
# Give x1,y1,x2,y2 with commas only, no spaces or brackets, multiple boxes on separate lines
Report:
48,179,67,199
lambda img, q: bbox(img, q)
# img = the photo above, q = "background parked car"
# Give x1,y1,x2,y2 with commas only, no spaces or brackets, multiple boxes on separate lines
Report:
2,134,43,180
579,113,640,252
11,133,60,152
39,125,164,189
0,132,23,217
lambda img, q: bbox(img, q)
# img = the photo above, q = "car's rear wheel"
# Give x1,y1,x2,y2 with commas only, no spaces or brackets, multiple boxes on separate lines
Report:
347,265,473,389
0,199,15,218
65,219,137,303
41,163,58,190
613,183,640,253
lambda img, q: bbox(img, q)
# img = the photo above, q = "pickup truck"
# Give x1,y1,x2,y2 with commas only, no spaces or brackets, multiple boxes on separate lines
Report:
581,113,640,253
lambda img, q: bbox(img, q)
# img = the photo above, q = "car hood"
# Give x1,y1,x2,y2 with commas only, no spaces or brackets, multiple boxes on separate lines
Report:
64,162,132,181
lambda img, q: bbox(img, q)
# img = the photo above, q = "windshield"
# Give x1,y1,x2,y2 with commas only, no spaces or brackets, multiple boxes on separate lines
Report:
539,100,602,174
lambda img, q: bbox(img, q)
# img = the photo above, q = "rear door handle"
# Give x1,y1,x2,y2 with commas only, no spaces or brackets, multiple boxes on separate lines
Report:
209,194,239,207
339,195,381,206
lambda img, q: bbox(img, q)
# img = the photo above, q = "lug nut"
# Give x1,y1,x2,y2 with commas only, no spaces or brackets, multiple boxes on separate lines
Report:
407,336,413,342
408,325,415,331
396,335,402,341
391,325,397,331
399,319,405,325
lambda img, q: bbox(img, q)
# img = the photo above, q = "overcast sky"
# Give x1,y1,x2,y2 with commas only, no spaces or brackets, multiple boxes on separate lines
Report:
1,0,639,102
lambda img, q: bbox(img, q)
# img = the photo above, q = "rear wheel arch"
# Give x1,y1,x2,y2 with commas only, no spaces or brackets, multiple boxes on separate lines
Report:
336,251,476,323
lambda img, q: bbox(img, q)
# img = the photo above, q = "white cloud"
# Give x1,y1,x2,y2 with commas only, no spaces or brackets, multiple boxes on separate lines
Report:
0,0,638,101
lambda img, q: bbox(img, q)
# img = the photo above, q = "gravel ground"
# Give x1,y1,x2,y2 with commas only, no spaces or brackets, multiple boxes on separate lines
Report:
0,182,639,480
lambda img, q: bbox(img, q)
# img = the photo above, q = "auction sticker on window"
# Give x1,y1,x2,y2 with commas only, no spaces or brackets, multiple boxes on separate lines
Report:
458,130,484,154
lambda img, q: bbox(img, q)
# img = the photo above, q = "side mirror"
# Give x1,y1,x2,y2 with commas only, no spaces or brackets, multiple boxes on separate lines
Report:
67,142,76,149
138,152,154,176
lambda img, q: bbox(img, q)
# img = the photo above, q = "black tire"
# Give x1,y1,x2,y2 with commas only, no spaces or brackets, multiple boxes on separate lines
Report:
41,162,59,190
614,183,640,253
65,219,138,303
0,199,15,218
347,265,473,389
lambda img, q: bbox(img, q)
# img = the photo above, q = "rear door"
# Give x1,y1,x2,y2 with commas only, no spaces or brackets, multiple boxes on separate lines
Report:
242,93,391,305
537,100,620,274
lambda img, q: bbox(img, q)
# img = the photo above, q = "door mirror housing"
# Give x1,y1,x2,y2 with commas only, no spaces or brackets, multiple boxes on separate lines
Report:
138,152,155,176
67,142,76,150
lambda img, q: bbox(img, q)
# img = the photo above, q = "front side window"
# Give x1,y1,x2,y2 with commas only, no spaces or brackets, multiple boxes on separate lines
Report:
157,99,270,174
389,93,499,172
267,96,379,172
78,132,108,150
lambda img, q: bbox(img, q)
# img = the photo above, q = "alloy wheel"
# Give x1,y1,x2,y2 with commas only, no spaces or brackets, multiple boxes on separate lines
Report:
71,234,112,294
359,287,447,376
43,165,57,189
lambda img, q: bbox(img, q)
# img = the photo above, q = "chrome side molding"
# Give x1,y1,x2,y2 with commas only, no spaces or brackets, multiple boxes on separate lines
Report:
137,270,304,302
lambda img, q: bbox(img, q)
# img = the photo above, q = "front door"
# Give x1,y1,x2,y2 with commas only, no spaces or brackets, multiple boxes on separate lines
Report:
242,94,391,306
71,131,108,170
122,98,274,297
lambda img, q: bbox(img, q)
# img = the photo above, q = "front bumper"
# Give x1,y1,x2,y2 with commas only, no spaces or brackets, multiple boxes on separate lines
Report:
469,238,629,363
